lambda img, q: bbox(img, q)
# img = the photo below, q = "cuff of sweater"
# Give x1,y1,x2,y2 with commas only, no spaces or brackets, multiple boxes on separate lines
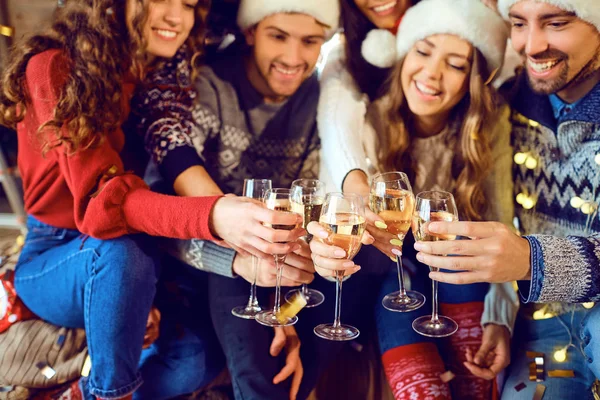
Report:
517,236,544,304
175,239,236,278
480,284,518,336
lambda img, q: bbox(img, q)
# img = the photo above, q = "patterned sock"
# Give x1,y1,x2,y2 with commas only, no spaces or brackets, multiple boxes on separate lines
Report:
382,342,452,400
440,302,492,400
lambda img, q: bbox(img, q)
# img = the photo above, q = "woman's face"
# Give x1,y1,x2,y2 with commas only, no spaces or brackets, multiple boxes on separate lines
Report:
401,34,473,121
126,0,198,59
353,0,411,30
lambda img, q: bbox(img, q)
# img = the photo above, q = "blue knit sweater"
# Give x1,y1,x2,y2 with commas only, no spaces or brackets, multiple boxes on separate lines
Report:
509,74,600,303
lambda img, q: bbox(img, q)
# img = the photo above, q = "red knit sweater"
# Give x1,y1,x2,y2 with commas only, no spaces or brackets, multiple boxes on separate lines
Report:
18,49,220,240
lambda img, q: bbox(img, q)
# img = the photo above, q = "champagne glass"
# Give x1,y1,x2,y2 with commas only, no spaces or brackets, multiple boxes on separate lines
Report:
411,190,459,337
255,188,300,327
231,179,272,319
370,172,425,312
314,193,366,341
285,179,326,308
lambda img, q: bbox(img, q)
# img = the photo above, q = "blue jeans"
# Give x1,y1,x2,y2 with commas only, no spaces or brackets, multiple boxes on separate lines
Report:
582,304,600,380
502,309,596,399
208,245,388,400
14,216,159,399
135,258,225,400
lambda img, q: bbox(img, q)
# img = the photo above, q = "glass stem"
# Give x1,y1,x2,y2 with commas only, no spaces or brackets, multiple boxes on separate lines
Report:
332,270,344,329
247,256,259,309
396,256,407,298
301,283,308,297
273,256,284,314
431,275,439,323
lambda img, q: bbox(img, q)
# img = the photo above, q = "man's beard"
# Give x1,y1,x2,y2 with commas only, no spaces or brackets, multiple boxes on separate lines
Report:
525,48,600,95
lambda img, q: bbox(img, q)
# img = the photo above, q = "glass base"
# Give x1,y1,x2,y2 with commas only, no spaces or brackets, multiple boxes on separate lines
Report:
382,290,426,312
314,323,359,341
285,288,325,308
255,310,298,327
231,305,262,319
412,315,458,338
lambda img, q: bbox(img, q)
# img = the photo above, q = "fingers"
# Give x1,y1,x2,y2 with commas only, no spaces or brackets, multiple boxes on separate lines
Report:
428,270,482,285
427,221,504,240
366,225,396,259
294,239,312,260
281,264,314,284
474,340,495,366
254,206,303,228
463,361,496,380
285,251,315,275
414,238,491,257
417,252,479,272
270,327,286,357
310,238,347,259
290,360,303,400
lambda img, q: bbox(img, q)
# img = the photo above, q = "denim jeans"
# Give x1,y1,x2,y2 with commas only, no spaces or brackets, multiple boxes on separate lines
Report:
207,245,388,400
14,216,159,399
502,308,596,399
582,304,600,380
135,259,225,400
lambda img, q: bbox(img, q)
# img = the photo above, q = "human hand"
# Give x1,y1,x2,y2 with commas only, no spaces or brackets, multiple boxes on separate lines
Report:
271,326,303,400
464,323,511,380
142,306,161,349
413,221,531,284
365,208,401,260
210,196,305,262
306,221,372,278
233,241,315,287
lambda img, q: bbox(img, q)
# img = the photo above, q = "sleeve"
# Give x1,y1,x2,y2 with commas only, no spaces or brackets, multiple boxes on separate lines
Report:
481,282,520,335
518,234,600,303
135,58,219,188
168,239,237,278
317,45,371,190
29,51,221,241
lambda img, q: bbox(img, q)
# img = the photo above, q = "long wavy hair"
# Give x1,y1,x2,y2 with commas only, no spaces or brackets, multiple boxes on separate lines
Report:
0,0,210,154
340,0,419,100
376,49,495,221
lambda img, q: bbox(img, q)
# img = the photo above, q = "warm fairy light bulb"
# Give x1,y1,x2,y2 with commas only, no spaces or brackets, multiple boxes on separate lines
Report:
523,197,536,210
516,193,526,205
571,196,584,209
581,202,597,215
529,120,540,128
514,152,527,165
525,157,538,169
554,349,567,363
595,154,600,165
583,302,595,309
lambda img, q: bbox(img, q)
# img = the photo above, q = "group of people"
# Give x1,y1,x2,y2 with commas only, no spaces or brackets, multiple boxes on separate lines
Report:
0,0,598,399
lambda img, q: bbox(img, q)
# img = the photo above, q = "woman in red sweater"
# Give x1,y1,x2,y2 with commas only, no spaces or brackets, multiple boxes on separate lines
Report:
0,1,303,399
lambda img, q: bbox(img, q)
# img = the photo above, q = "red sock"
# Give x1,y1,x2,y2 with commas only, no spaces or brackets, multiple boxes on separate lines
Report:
440,302,492,400
382,342,452,400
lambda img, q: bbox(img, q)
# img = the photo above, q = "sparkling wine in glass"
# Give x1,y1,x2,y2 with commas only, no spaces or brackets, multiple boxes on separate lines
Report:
411,190,459,337
370,172,425,312
231,179,272,319
255,189,300,327
285,179,326,308
314,193,366,341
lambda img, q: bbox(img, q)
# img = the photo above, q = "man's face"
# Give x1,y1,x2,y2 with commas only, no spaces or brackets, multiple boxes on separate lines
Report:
509,1,600,99
245,13,326,102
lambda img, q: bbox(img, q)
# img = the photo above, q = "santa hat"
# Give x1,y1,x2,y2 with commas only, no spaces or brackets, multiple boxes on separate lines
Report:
498,0,600,32
361,0,508,81
237,0,340,40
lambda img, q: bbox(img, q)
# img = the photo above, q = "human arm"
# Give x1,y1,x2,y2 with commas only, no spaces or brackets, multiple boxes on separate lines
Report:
271,326,303,400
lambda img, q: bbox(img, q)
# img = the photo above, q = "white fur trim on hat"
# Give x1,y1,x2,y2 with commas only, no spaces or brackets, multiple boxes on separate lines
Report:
498,0,600,33
237,0,340,39
361,0,508,77
361,29,397,68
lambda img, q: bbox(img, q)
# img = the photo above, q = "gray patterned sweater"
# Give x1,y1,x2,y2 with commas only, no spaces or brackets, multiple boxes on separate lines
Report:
509,74,600,303
135,46,320,277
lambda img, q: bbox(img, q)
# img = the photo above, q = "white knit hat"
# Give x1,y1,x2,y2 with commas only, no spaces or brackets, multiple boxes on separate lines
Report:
237,0,340,40
498,0,600,32
361,0,508,79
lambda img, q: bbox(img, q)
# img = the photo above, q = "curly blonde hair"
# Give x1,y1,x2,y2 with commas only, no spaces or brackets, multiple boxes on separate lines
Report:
377,50,496,221
0,0,209,154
